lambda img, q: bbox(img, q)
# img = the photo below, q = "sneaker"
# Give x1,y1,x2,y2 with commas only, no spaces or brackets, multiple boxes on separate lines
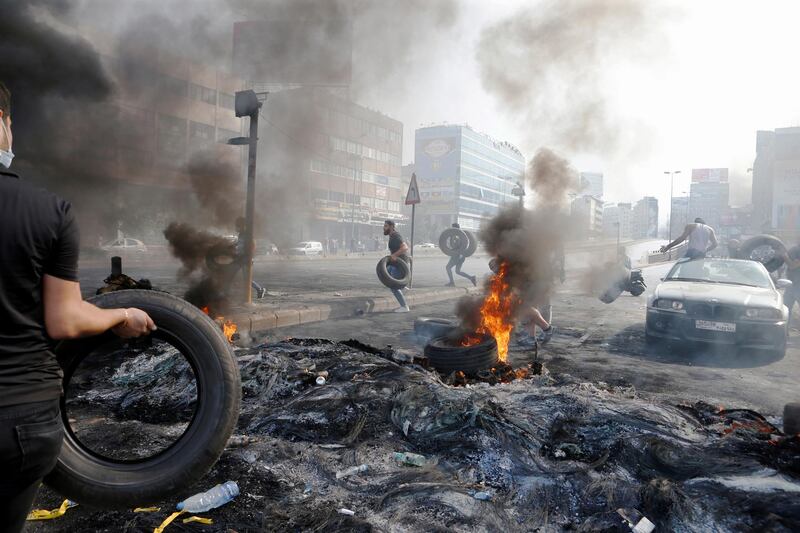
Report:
537,325,555,344
257,287,267,299
394,306,411,313
445,282,456,287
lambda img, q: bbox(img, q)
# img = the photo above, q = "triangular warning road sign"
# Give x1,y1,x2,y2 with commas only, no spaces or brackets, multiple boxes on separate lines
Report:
405,173,421,205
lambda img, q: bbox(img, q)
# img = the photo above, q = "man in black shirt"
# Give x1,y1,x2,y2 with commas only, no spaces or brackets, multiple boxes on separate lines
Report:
383,220,411,312
0,82,156,531
781,243,800,331
444,223,477,287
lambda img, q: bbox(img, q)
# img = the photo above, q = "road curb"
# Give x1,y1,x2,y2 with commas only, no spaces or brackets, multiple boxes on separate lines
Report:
230,286,480,338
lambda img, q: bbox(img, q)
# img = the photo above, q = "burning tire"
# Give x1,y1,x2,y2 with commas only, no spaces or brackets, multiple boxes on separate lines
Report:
424,333,498,375
739,234,787,272
462,230,478,257
205,242,237,271
47,290,241,508
376,256,411,289
414,317,458,340
439,228,469,257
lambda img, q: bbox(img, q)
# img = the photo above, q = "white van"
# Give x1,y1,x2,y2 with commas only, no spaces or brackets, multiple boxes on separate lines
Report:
288,241,324,256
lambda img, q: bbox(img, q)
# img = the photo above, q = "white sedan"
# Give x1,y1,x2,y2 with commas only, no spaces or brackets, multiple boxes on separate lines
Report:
646,258,791,355
101,238,148,253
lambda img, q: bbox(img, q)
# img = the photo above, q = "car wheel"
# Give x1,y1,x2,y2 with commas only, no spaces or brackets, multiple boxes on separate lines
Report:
46,290,241,508
424,333,498,375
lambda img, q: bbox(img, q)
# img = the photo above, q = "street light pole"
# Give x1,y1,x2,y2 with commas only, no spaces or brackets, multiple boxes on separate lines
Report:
664,170,681,259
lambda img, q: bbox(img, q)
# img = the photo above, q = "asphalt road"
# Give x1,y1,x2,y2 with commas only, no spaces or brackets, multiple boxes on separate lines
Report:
271,261,800,417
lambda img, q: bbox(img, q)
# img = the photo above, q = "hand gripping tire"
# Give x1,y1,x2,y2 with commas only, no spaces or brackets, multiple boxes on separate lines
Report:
462,230,478,258
424,333,498,375
439,228,469,257
739,234,787,273
46,290,241,508
376,256,411,289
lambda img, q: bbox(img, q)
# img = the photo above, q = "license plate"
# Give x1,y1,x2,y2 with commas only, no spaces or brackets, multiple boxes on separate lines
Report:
695,320,736,333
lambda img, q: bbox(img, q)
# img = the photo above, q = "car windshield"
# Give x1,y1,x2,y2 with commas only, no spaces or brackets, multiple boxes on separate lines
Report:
665,259,772,288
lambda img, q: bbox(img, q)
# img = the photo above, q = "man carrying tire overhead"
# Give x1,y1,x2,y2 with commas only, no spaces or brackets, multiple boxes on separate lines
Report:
0,82,156,532
660,217,718,259
444,223,477,287
383,219,411,313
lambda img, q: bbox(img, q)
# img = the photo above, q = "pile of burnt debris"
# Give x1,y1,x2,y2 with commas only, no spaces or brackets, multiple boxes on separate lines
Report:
33,338,800,532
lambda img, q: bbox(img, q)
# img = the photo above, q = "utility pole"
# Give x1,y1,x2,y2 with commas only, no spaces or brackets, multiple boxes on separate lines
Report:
229,90,263,304
664,170,681,260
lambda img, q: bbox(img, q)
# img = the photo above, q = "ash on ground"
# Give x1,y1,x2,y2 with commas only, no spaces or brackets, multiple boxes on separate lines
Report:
30,338,800,532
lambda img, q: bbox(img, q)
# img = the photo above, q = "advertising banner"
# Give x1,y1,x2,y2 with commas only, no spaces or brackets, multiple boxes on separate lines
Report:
691,168,729,183
414,134,460,215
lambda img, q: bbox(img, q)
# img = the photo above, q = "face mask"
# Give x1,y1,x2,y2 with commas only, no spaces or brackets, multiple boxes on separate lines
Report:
0,120,12,168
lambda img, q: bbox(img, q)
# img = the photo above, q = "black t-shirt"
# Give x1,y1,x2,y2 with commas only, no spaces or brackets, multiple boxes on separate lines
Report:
0,170,80,406
388,231,409,262
787,245,800,284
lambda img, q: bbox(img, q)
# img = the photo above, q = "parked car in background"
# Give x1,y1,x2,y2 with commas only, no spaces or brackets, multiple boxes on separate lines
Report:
255,240,279,255
646,258,791,355
101,238,148,253
288,241,324,256
416,242,437,249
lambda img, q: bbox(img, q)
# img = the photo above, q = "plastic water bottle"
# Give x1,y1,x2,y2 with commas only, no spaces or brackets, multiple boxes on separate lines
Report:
176,481,239,512
393,451,427,467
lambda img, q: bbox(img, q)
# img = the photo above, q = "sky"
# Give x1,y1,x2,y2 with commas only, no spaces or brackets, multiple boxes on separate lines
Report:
357,0,800,219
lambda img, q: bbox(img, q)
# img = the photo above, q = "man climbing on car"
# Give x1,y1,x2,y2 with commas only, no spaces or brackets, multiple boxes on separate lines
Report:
660,217,718,259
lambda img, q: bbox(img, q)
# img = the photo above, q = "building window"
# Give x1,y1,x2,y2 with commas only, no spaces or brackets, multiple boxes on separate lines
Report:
189,83,217,105
219,92,235,110
157,114,187,168
312,188,328,200
330,191,345,202
160,75,188,98
190,121,215,148
387,201,400,212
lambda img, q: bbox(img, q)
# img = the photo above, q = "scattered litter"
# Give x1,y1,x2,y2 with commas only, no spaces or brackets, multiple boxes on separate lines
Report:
133,506,161,513
554,449,566,459
336,464,369,479
182,516,214,525
318,443,347,449
473,491,492,501
402,419,411,436
393,451,427,467
617,508,656,533
176,481,239,513
338,508,355,516
227,435,258,448
154,511,185,533
27,499,77,520
315,376,326,385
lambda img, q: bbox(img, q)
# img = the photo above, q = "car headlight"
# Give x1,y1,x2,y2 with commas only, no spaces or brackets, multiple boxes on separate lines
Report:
655,299,684,311
744,308,781,319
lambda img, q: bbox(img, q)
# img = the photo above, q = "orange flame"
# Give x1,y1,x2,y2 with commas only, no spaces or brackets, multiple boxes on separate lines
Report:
198,305,236,343
474,262,517,362
201,306,210,315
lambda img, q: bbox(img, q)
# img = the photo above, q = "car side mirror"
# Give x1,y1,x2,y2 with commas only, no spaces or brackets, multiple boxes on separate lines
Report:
776,279,793,290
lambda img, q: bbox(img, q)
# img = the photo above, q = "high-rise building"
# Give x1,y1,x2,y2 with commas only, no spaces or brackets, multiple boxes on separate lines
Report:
571,195,603,238
669,196,690,239
751,127,800,240
580,172,604,200
690,181,729,232
603,202,632,239
632,197,658,239
413,125,525,241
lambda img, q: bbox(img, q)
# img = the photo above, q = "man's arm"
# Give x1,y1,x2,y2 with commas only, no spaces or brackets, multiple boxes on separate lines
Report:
706,229,718,252
43,275,156,339
661,224,693,252
782,250,800,269
389,242,410,261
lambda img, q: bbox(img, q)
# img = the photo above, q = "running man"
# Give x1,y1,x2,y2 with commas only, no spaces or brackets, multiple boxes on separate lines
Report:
445,223,477,287
660,217,718,259
383,220,411,313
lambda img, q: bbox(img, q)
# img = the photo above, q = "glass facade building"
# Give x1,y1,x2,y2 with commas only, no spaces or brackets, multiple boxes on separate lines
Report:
414,125,525,239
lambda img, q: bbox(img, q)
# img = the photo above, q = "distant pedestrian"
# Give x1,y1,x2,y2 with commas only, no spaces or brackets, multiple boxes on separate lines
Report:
444,223,476,287
383,220,410,312
660,217,718,259
781,243,800,330
331,238,338,256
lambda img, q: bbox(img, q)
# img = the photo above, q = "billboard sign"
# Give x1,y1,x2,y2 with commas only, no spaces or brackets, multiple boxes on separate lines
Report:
692,168,728,183
414,134,460,215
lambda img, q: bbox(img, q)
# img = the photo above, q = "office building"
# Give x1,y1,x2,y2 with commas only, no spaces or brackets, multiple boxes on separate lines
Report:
413,125,525,241
669,196,690,239
690,179,729,232
571,195,603,238
603,202,632,240
632,197,658,239
751,128,800,240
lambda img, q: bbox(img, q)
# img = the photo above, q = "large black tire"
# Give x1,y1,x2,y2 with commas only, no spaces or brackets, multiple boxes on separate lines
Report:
205,243,237,271
46,290,241,508
414,317,458,340
376,256,411,289
739,234,787,272
628,282,646,297
439,228,469,257
424,334,498,375
462,230,478,258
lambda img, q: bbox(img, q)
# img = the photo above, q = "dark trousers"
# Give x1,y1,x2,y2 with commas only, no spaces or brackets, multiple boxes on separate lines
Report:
0,399,64,533
786,288,798,328
446,255,471,283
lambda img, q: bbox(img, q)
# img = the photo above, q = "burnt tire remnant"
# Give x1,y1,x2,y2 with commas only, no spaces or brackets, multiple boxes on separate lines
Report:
439,228,468,257
48,290,241,508
376,256,411,289
739,234,787,272
413,317,458,340
424,333,498,375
